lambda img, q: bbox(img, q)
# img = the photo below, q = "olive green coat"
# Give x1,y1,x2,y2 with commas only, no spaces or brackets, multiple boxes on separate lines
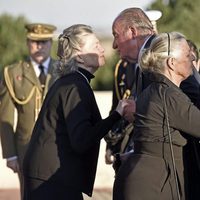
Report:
0,58,56,167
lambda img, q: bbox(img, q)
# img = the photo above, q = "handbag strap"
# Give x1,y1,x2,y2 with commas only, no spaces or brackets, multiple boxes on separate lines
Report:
163,88,181,200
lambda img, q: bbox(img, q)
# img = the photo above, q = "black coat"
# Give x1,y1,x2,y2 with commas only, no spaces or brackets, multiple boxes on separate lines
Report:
180,69,200,200
23,69,121,196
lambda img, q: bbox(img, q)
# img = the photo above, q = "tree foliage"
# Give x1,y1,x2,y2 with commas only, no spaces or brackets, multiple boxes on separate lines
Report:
0,14,58,74
0,14,28,71
148,0,200,46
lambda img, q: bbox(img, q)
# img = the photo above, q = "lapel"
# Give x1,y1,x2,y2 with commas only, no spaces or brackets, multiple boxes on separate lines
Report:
136,35,156,97
43,58,55,96
22,59,42,91
46,58,55,86
144,35,156,49
193,68,200,84
47,58,57,87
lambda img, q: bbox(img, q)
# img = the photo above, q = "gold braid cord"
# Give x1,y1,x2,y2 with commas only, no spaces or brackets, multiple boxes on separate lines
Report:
114,60,131,100
114,59,123,101
114,61,133,153
4,67,42,121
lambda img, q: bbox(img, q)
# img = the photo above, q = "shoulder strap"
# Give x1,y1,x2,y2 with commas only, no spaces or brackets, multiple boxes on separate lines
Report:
163,87,181,200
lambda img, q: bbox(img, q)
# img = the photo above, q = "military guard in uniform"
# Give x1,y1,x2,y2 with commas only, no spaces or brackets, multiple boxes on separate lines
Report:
0,23,56,199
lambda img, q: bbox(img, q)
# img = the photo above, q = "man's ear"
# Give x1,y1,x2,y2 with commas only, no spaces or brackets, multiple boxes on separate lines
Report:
129,26,137,38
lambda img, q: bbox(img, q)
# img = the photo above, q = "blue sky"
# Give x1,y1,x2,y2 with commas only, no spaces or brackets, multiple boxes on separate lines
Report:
0,0,155,36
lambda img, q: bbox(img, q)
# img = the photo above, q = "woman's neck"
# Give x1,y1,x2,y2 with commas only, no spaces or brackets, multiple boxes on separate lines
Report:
77,64,96,74
163,71,183,87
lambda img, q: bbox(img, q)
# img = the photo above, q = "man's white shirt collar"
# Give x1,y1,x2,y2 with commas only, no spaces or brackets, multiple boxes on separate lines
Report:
30,57,50,77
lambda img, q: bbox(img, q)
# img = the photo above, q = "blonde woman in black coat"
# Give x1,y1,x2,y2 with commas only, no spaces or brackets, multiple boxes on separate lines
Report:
113,32,200,200
23,24,135,200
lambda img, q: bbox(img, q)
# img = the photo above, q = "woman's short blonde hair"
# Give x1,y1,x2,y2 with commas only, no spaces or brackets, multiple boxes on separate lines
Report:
139,32,186,73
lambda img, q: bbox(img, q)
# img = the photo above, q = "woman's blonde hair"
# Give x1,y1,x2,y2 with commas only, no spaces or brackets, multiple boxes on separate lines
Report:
55,24,93,78
140,32,186,73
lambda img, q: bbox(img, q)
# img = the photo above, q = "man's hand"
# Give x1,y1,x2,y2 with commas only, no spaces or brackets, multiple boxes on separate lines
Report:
123,98,136,123
7,159,20,173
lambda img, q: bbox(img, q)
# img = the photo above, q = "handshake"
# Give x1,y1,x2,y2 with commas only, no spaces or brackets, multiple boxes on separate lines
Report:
115,97,136,123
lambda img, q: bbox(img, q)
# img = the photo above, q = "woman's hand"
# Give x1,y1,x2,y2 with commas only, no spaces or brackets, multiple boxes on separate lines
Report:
115,98,136,122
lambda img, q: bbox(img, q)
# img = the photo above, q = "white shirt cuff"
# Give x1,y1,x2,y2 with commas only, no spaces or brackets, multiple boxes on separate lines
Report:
7,156,18,161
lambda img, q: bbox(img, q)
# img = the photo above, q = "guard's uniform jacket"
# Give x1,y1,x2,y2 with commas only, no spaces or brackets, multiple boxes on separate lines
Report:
0,58,56,167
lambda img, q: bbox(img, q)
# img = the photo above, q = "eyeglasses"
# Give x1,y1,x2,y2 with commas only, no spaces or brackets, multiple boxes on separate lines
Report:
167,33,170,56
